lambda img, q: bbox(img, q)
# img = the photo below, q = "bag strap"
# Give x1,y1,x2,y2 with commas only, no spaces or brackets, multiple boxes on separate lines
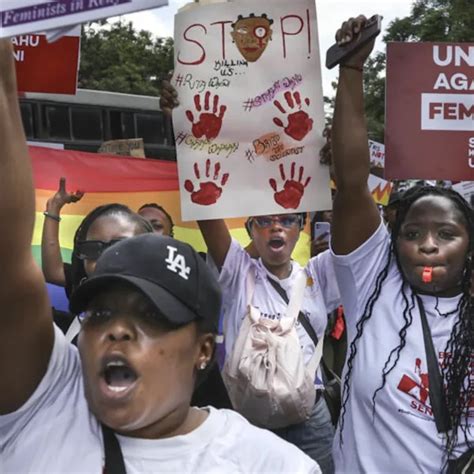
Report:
415,295,451,434
246,269,256,307
267,275,324,375
101,424,127,474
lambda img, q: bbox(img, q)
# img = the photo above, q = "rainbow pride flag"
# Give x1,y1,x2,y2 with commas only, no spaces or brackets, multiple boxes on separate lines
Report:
31,146,311,268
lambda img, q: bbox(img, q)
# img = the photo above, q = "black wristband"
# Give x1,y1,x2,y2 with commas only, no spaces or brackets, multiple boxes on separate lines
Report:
43,211,61,222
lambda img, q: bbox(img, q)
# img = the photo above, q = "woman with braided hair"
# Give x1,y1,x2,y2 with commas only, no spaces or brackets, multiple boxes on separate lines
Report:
330,15,473,473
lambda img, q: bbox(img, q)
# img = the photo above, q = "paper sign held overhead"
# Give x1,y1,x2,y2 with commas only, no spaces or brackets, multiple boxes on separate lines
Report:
0,0,169,38
173,0,331,221
385,42,474,181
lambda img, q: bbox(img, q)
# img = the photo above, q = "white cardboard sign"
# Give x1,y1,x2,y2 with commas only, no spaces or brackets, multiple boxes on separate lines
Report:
173,0,331,221
0,0,168,38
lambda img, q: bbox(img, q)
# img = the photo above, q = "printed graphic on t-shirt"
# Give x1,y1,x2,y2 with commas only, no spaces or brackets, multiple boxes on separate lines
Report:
397,358,433,419
397,355,474,424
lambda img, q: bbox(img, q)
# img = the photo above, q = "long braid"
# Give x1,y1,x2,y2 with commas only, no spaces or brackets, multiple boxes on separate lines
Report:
395,186,473,458
338,246,392,444
371,277,415,417
338,185,473,460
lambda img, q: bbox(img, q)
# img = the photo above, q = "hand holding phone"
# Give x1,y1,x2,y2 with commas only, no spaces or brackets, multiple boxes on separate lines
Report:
326,15,382,69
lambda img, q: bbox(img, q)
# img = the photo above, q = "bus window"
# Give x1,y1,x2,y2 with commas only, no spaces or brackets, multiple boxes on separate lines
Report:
136,113,164,144
20,102,34,139
45,105,71,140
71,107,103,141
122,112,135,139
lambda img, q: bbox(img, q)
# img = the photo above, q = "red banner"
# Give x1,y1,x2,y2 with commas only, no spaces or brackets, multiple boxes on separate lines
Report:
385,42,474,181
13,30,80,95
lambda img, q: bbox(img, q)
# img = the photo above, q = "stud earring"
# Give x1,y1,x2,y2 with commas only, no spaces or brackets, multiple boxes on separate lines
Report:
199,361,207,370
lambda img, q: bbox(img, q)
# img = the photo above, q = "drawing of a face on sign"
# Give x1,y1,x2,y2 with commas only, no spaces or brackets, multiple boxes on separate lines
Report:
231,13,273,63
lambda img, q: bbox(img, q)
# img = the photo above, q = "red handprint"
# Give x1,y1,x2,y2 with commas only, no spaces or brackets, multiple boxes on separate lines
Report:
273,91,313,142
186,91,227,140
269,162,311,209
184,159,229,206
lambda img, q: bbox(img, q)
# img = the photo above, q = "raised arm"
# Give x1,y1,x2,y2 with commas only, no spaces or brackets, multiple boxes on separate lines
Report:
198,220,232,270
331,16,381,255
0,40,54,414
41,177,84,286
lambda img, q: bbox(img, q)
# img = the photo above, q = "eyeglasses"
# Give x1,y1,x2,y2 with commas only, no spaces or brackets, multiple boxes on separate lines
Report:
79,308,158,324
252,215,301,229
75,239,124,261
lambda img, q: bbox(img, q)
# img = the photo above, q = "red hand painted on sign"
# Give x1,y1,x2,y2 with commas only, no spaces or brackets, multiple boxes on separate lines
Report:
184,159,229,206
273,91,313,141
269,162,311,209
186,91,227,140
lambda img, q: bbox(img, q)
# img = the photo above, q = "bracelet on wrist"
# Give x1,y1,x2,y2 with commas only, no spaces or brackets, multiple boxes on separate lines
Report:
43,211,61,222
341,64,363,72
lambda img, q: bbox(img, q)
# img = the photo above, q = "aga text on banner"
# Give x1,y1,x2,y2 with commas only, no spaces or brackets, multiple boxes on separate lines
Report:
172,0,331,221
385,42,474,181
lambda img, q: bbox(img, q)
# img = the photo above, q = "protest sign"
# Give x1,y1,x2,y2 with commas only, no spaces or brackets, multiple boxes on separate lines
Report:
0,0,168,38
369,139,385,169
98,138,146,158
13,26,79,94
452,181,474,206
385,42,474,181
173,0,330,221
367,174,393,206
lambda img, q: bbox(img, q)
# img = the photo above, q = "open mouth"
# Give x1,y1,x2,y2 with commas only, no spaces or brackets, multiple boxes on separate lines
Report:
269,238,285,250
100,357,138,395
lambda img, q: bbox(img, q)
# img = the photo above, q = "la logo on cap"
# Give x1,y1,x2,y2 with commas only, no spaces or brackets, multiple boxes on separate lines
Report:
165,245,191,280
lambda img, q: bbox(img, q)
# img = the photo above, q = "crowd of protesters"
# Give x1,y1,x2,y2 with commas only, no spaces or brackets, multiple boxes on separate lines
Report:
0,12,473,474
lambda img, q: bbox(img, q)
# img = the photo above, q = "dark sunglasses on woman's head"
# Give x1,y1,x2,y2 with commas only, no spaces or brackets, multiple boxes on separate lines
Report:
252,214,301,229
75,239,124,261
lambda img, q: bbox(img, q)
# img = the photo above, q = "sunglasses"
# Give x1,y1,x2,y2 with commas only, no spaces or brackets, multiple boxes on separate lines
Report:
75,239,123,261
252,215,301,229
78,308,181,331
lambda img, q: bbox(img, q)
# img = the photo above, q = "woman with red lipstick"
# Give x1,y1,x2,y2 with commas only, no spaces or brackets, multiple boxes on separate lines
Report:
0,39,322,473
330,15,473,473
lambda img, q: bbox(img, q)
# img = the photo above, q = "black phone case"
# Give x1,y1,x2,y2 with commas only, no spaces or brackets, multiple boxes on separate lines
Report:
325,16,382,69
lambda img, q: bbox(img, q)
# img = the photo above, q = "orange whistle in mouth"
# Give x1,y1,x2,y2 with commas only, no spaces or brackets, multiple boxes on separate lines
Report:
422,266,433,283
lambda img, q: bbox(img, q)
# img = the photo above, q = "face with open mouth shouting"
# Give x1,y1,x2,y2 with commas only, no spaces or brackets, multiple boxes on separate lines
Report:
78,284,214,438
396,195,470,297
249,214,301,276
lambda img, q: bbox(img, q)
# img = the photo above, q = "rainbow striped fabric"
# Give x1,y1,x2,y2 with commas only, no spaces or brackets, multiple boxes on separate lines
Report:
31,146,311,267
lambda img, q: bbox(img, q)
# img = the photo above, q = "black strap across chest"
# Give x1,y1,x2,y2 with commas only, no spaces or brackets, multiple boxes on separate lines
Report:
266,276,319,345
102,424,127,474
415,295,451,434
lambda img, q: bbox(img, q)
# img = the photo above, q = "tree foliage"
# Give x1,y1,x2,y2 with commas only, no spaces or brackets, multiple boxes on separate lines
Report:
78,20,174,96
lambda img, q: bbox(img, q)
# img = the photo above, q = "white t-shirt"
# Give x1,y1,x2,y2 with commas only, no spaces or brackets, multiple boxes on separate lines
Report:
331,220,473,473
219,240,340,385
0,326,321,474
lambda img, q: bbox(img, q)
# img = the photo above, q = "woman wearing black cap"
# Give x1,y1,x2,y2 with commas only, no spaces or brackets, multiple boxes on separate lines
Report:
0,40,320,473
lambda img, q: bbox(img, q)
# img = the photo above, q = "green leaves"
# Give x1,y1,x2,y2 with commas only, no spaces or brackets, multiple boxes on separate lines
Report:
78,21,174,97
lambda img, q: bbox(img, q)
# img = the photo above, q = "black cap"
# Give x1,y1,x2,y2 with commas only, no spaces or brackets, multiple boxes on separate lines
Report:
69,234,222,330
